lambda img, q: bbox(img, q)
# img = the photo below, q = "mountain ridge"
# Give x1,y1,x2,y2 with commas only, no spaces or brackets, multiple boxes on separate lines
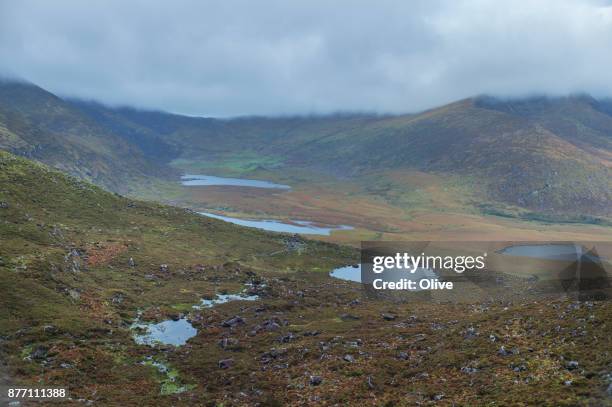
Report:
0,79,610,218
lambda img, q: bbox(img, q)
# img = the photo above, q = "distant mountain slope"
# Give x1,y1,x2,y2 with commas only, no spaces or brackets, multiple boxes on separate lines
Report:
75,96,611,217
0,80,178,192
0,79,609,217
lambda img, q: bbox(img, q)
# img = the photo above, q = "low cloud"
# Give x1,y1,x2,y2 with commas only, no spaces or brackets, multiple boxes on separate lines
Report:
2,0,612,116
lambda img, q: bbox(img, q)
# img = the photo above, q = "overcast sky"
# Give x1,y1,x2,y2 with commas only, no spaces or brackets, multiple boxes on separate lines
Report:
2,0,612,117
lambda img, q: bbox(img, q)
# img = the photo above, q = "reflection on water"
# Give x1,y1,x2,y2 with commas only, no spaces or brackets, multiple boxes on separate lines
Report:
181,174,290,189
199,212,353,235
131,318,197,346
193,293,259,309
330,265,361,282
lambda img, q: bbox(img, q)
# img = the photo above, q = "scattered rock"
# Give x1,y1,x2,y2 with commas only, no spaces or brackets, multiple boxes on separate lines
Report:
262,319,281,331
464,326,478,339
159,264,169,273
339,313,359,321
381,313,397,321
128,257,135,267
343,354,355,363
64,249,82,273
218,358,234,369
68,289,80,301
564,380,573,386
218,337,239,349
303,330,320,337
43,325,57,334
110,292,124,304
397,351,409,360
0,201,8,209
566,360,579,370
309,375,322,386
31,345,48,360
461,366,479,374
366,375,375,389
278,332,296,343
222,316,245,328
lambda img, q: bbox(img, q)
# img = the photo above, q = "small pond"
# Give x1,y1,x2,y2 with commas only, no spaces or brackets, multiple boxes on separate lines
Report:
181,174,290,189
193,293,259,309
131,318,197,347
132,291,262,346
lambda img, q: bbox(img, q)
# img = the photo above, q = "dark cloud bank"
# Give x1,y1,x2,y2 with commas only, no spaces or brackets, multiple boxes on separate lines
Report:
2,0,612,117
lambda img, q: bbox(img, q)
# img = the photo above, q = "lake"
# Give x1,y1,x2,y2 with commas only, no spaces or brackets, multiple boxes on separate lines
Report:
199,212,353,235
181,174,290,189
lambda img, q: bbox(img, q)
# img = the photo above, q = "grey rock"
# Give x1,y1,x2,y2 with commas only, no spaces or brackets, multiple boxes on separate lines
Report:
218,337,240,349
68,289,80,301
31,345,48,360
366,375,375,389
381,313,397,321
222,316,245,328
111,292,124,304
309,375,322,386
566,360,579,370
464,326,478,339
218,358,234,369
343,354,355,363
278,332,296,343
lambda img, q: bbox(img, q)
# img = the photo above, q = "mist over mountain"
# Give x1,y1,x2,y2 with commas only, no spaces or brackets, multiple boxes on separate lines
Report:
0,79,610,219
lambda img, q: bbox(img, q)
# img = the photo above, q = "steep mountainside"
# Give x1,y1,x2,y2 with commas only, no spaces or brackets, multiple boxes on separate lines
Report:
0,80,177,192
